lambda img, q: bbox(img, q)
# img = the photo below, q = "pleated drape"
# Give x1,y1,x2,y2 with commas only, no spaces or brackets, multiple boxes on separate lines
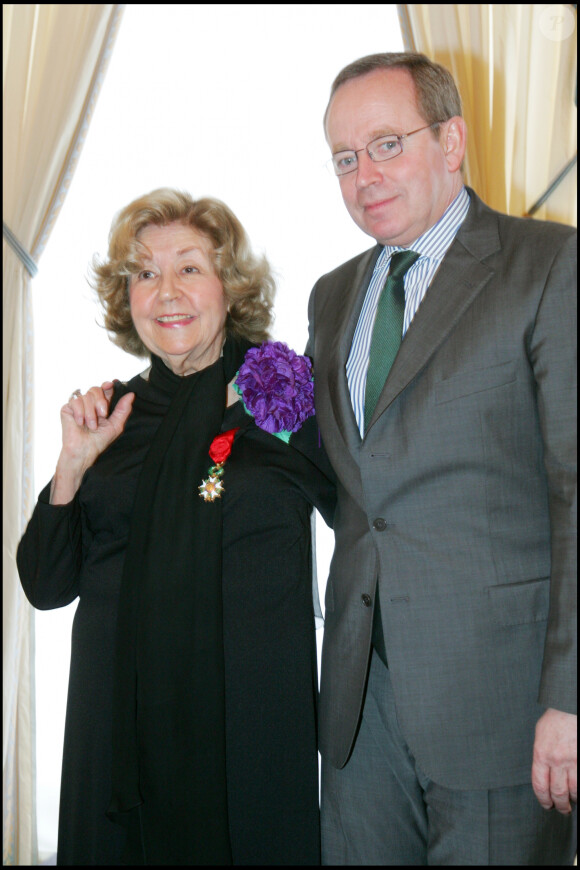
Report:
3,5,125,863
398,4,577,224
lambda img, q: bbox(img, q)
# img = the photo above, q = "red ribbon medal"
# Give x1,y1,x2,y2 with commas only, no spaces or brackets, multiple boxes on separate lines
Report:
198,428,240,501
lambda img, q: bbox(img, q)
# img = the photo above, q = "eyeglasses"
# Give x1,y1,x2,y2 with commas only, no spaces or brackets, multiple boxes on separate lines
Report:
328,121,445,177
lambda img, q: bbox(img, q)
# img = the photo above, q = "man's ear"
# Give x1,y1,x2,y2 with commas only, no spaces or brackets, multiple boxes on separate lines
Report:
442,116,467,172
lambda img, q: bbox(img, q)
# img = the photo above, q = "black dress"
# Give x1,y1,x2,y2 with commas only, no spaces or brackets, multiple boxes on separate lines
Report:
17,364,335,866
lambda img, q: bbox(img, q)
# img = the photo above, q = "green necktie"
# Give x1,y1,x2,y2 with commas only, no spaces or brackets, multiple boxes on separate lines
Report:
366,250,419,667
364,250,420,432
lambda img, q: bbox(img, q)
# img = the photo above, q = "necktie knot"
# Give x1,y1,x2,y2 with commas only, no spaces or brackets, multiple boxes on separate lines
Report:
388,249,420,282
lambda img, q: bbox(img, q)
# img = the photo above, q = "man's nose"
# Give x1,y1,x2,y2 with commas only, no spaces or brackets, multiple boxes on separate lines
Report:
355,150,384,188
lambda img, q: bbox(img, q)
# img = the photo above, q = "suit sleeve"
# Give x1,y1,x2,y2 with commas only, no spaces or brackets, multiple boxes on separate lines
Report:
289,413,336,528
305,280,317,360
530,231,577,714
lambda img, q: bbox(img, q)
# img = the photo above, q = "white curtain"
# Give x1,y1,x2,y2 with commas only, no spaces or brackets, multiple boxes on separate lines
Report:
398,4,577,224
3,5,125,863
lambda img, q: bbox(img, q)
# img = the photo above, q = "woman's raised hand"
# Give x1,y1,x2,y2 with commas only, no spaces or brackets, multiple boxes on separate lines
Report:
51,382,135,504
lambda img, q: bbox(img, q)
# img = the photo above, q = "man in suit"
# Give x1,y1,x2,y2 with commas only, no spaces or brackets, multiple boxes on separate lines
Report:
308,52,576,865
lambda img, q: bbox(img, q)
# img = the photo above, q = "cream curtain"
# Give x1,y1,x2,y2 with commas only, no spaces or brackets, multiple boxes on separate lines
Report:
3,5,124,864
398,4,577,225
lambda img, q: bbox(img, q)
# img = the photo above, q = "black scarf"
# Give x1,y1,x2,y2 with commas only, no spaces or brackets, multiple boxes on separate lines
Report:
108,335,251,865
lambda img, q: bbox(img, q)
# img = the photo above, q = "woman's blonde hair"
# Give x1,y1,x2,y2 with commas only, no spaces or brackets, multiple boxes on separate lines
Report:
90,188,275,357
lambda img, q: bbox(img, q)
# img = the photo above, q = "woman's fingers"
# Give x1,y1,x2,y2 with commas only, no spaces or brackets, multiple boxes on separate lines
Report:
107,392,135,438
61,385,134,461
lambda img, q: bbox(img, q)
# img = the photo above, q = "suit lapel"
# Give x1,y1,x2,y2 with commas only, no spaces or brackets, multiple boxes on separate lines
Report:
366,191,502,432
327,244,381,452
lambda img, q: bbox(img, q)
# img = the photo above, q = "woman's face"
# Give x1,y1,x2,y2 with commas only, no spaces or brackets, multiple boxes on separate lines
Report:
129,221,228,376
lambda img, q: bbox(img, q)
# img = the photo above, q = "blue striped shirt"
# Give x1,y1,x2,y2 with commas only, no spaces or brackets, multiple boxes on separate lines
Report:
346,186,471,435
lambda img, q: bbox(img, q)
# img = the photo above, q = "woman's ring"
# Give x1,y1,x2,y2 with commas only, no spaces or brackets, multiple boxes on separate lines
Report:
69,389,83,401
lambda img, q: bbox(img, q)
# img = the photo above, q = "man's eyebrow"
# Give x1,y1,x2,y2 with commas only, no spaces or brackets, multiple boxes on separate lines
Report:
332,129,399,153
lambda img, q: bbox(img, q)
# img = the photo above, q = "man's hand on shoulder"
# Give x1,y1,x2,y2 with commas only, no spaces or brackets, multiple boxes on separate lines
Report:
532,708,577,814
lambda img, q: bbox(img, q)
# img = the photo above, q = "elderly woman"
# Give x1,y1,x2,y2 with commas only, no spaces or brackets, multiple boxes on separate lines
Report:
17,188,335,866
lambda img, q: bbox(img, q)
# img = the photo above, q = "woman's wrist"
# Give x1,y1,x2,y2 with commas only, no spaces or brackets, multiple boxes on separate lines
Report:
50,455,91,504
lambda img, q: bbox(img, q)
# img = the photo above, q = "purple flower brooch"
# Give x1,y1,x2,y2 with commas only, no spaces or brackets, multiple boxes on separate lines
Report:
234,341,315,443
199,341,315,501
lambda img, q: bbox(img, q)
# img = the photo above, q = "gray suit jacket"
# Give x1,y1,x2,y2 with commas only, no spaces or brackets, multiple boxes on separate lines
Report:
307,189,577,790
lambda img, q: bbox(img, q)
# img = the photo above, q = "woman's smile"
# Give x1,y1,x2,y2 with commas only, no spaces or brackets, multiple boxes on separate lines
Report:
154,313,197,326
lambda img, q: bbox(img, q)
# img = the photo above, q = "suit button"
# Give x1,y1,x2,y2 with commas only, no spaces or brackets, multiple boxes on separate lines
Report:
361,594,372,607
372,518,387,531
